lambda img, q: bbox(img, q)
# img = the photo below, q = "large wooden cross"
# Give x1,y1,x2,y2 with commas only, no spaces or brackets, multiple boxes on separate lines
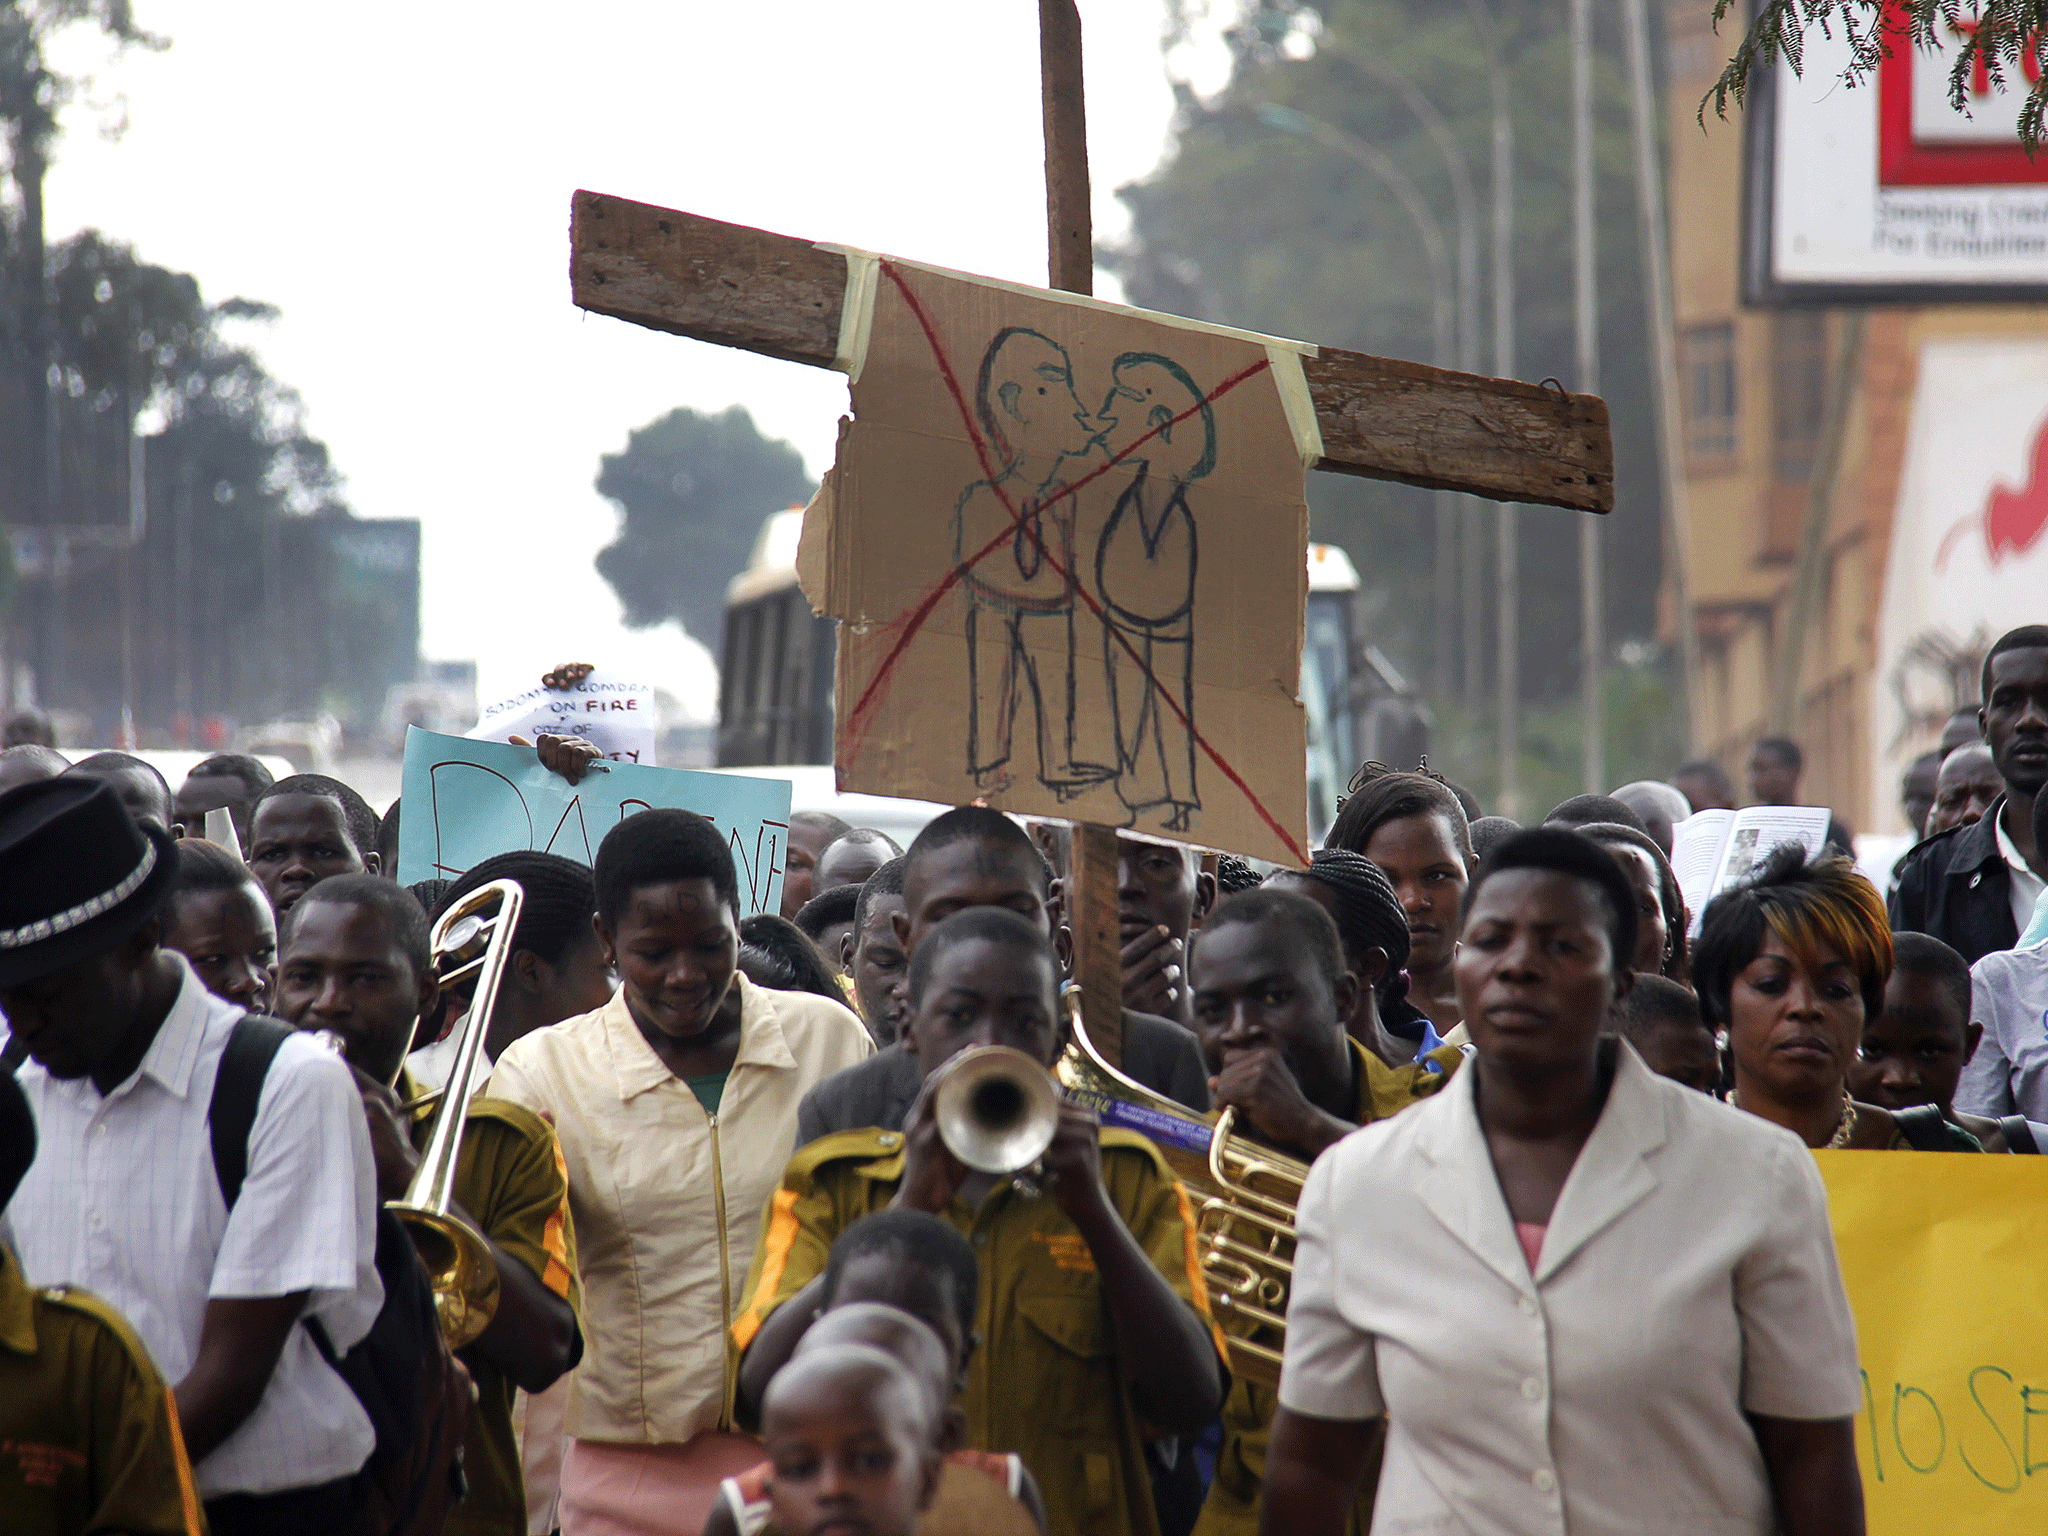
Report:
569,7,1611,1064
568,201,1613,515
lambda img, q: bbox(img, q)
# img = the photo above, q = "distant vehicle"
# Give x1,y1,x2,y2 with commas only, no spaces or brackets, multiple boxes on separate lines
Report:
382,660,481,749
716,511,1430,844
233,717,340,777
716,510,833,769
703,762,948,852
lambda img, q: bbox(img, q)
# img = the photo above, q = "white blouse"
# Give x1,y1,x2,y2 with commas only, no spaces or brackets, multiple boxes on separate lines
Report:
1279,1042,1860,1536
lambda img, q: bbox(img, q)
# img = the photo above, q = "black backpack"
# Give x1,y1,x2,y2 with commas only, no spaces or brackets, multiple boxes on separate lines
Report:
210,1016,471,1536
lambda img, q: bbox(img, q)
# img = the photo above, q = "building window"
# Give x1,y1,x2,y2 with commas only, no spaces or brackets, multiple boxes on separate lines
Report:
1682,322,1738,463
1772,312,1828,483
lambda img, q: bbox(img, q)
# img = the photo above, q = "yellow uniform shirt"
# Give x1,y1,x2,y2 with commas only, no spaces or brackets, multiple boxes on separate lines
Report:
734,1126,1224,1536
400,1075,580,1536
1193,1038,1460,1536
0,1246,204,1536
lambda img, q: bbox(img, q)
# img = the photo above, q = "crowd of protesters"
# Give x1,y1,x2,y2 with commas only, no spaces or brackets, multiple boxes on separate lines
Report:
6,627,2048,1536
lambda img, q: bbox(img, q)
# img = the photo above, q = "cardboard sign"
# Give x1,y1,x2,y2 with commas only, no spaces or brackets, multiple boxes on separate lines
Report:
800,259,1312,865
467,669,657,764
1817,1151,2048,1529
395,728,790,914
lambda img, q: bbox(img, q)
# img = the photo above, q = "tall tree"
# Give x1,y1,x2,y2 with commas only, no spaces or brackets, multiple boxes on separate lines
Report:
1108,0,1668,725
1,2,163,528
3,229,395,731
593,404,816,647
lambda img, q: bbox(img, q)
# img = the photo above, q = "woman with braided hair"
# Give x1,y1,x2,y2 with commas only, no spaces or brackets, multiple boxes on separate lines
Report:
1325,770,1477,1040
1266,851,1462,1088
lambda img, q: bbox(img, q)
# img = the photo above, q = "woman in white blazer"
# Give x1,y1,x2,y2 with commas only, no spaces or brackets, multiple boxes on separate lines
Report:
1262,827,1865,1536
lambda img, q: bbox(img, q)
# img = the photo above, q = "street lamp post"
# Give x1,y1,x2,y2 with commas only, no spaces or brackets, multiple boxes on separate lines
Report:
1311,39,1485,708
1572,0,1605,793
1257,102,1461,710
1464,0,1520,818
1619,0,1700,753
1256,105,1455,370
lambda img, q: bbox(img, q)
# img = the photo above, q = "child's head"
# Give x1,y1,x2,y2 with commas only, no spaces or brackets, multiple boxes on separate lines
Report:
821,1210,979,1391
799,1302,959,1450
1846,932,1977,1116
1613,973,1721,1094
762,1344,941,1536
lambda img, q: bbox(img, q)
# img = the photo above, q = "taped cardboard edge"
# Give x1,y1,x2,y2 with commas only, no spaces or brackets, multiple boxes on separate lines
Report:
814,245,1325,464
1265,346,1324,470
821,244,881,383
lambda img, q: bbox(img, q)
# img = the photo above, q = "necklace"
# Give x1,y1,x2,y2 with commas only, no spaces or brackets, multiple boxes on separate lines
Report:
1732,1091,1858,1148
1826,1096,1859,1149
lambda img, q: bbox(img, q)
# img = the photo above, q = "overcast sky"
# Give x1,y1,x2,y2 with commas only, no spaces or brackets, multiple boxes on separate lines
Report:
41,1,1230,715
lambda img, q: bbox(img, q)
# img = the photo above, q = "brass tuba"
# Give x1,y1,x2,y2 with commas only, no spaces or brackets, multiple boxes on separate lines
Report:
387,878,523,1348
1053,989,1307,1388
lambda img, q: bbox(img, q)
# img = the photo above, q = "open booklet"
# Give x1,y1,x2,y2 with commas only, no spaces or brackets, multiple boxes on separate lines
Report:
1670,805,1834,937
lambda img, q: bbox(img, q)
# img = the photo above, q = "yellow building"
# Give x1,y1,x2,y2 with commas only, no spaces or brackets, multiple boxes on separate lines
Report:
1664,0,2048,834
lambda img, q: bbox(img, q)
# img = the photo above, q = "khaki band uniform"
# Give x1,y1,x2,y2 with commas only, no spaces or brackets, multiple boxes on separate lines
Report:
0,1245,205,1536
398,1073,580,1536
733,1126,1226,1536
1192,1038,1462,1536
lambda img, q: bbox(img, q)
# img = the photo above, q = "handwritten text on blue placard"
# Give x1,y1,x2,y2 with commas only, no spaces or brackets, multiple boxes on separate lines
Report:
396,728,792,915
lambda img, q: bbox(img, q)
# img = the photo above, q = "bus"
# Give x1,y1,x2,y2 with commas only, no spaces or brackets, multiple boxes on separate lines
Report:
716,510,1429,843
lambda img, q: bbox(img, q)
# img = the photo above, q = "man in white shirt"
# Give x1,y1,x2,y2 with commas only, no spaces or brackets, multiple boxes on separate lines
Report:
0,777,383,1535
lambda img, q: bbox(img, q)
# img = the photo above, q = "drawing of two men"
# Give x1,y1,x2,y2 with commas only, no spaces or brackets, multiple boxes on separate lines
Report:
955,327,1212,830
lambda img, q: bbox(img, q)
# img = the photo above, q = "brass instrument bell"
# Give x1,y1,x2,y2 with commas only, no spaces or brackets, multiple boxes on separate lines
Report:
386,878,525,1348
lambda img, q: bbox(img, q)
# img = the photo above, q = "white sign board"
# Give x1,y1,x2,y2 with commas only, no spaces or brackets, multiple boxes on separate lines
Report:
1871,338,2048,826
1747,19,2048,302
466,668,657,764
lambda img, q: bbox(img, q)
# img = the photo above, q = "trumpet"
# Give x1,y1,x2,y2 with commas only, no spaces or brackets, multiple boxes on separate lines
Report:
931,1045,1062,1177
387,878,523,1348
1052,989,1306,1389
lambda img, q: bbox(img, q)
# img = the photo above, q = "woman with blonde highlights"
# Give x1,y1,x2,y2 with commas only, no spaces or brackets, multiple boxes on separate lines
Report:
1693,845,1979,1151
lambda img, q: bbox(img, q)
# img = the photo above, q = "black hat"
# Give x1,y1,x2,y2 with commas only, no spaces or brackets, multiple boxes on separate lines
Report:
0,777,176,988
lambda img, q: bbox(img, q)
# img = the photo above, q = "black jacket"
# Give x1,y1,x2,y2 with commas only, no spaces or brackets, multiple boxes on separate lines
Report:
1889,798,2021,964
794,1006,1210,1146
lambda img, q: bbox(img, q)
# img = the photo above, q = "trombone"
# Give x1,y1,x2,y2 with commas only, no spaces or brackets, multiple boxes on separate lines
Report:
387,878,524,1349
1052,988,1308,1388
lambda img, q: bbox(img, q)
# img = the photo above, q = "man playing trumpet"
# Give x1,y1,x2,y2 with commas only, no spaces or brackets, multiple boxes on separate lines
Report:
1187,888,1455,1536
275,873,582,1536
733,906,1226,1536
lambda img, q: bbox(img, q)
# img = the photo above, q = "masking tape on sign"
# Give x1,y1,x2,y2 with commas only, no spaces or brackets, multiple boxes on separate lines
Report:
813,244,1324,469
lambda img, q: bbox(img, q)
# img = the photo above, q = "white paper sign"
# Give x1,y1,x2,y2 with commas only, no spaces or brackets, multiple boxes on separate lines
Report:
466,669,656,764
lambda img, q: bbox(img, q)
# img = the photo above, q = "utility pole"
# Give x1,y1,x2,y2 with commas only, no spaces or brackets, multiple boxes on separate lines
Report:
1467,0,1518,817
1620,0,1700,752
1573,0,1605,793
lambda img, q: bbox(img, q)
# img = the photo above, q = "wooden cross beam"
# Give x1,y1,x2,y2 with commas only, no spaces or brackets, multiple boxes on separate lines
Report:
569,191,1616,516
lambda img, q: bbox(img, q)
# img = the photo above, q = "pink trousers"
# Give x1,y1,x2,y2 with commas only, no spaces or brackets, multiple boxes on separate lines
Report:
558,1433,765,1536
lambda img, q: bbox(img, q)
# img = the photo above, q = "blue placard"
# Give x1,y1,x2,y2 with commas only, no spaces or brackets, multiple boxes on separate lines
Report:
395,728,792,915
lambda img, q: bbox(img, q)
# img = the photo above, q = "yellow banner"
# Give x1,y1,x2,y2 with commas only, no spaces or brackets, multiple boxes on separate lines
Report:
1818,1150,2048,1531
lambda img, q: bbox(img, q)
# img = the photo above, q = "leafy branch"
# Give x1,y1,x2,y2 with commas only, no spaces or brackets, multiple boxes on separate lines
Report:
1702,0,2048,150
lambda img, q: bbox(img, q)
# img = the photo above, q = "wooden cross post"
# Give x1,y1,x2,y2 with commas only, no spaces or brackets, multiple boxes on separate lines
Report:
1035,0,1127,1066
567,14,1613,1068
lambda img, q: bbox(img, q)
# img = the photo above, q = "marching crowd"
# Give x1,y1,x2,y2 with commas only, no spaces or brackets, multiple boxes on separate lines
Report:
6,622,2048,1536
